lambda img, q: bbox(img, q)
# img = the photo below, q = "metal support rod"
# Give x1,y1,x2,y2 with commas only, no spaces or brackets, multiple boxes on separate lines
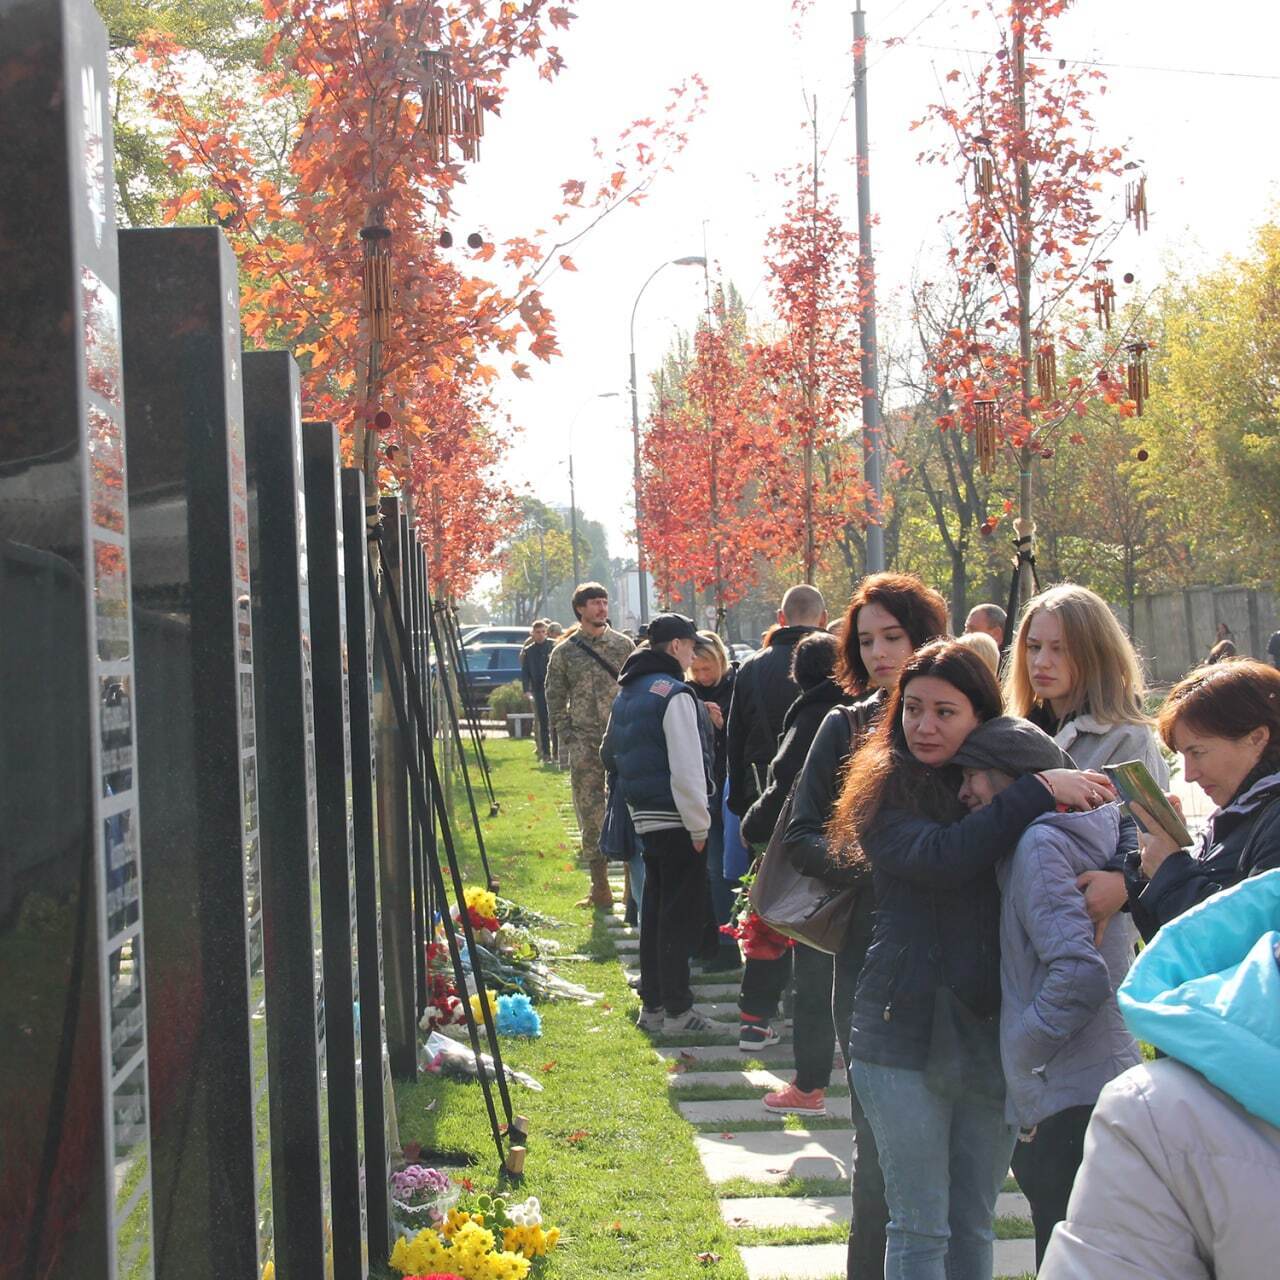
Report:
441,603,498,813
391,575,495,890
853,2,886,573
368,549,514,1160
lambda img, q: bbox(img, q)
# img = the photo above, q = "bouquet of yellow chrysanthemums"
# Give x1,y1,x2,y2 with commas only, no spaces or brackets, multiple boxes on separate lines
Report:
390,1197,560,1280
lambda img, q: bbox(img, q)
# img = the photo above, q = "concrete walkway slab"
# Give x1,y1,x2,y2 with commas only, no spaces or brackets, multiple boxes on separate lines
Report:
650,1026,740,1046
737,1238,1035,1280
738,1242,846,1280
720,1191,1029,1230
993,1238,1037,1276
680,1096,852,1125
691,1001,743,1023
694,1129,851,1184
721,1196,847,1230
656,1040,803,1066
998,1190,1032,1220
668,1068,788,1091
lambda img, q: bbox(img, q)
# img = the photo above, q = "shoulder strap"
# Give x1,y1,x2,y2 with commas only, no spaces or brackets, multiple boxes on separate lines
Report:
837,701,873,739
570,634,620,680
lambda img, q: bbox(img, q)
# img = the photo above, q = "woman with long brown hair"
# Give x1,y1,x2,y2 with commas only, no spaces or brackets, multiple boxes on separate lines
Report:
831,640,1113,1280
777,572,949,1278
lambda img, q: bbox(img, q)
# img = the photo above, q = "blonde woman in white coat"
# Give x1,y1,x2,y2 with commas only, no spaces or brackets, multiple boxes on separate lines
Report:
1005,584,1167,938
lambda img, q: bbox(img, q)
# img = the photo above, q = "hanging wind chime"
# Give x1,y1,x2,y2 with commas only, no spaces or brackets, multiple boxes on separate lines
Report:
420,47,484,165
360,223,393,343
973,398,999,474
1035,336,1058,403
1125,341,1150,416
1092,260,1116,330
1126,175,1150,234
974,154,995,199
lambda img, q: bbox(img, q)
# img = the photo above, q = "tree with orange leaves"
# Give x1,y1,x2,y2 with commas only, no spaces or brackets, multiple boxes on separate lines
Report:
914,0,1148,581
134,1,704,598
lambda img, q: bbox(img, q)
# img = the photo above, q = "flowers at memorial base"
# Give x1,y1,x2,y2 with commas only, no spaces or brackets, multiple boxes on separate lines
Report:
496,993,541,1039
721,911,791,960
390,1164,462,1225
390,1194,561,1279
391,1165,455,1206
469,989,499,1024
421,943,465,1033
443,1208,487,1240
458,886,501,935
500,1196,560,1259
389,1221,533,1280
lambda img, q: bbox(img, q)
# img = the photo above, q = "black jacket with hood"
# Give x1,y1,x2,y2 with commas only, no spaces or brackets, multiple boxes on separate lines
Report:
725,624,822,816
741,677,849,847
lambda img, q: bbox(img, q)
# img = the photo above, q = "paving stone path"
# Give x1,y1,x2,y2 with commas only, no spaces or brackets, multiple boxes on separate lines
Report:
603,874,1038,1280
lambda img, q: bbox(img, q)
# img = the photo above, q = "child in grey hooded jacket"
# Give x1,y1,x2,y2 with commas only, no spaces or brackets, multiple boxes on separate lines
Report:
953,717,1142,1268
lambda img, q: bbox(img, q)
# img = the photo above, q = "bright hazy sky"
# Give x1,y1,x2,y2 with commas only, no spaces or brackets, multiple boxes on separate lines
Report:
448,0,1280,562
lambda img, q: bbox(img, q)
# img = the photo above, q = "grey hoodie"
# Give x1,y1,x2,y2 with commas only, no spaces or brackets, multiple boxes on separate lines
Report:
997,802,1142,1127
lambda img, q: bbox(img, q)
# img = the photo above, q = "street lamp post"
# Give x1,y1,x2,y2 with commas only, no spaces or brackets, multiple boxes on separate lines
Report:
565,389,622,593
629,255,706,625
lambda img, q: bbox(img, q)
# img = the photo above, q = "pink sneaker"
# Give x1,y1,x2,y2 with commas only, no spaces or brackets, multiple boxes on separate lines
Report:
763,1083,826,1116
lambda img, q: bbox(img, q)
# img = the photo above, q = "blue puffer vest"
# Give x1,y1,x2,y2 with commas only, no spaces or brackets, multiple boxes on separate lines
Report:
604,649,713,819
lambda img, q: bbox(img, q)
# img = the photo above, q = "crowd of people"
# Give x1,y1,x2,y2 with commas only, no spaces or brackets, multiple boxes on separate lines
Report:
516,576,1280,1278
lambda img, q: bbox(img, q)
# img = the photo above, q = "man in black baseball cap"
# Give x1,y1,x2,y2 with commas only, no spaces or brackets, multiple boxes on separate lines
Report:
602,612,716,1033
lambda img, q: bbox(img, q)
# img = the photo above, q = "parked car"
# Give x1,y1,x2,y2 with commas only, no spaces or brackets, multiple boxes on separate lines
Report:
460,625,533,648
456,643,525,710
730,643,755,664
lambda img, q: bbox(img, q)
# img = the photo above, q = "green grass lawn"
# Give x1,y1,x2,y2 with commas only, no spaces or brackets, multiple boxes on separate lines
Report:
385,737,749,1279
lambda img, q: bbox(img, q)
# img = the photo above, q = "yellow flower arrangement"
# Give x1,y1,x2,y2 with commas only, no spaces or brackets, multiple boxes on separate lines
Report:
390,1223,533,1280
469,989,499,1024
501,1223,561,1259
464,886,499,922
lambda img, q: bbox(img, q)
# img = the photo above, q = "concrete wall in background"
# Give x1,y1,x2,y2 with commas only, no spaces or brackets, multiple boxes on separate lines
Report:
1129,586,1280,685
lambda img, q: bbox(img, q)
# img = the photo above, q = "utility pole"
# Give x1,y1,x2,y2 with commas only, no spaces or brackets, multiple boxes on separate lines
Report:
853,1,886,574
804,98,818,582
568,455,582,586
1012,11,1037,603
702,249,725,632
537,516,548,615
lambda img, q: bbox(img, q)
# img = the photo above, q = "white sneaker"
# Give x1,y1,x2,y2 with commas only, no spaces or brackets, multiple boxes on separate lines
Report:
636,1007,665,1032
664,1008,715,1034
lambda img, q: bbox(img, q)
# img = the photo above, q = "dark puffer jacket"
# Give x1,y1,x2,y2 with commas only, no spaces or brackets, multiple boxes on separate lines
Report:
725,624,822,815
848,769,1056,1070
740,677,849,847
1131,764,1280,939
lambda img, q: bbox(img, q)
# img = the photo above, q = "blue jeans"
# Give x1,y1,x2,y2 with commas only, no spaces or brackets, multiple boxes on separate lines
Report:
850,1058,1017,1280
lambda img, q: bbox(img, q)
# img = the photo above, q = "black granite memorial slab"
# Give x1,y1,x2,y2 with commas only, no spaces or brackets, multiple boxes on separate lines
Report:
118,225,272,1280
241,350,333,1280
0,2,155,1273
341,468,394,1268
372,497,417,1081
302,422,368,1280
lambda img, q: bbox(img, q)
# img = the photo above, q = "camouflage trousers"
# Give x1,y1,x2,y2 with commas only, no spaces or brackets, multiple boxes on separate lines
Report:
569,744,607,869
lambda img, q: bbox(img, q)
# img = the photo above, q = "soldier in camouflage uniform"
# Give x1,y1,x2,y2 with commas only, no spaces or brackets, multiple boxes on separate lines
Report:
544,583,635,907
